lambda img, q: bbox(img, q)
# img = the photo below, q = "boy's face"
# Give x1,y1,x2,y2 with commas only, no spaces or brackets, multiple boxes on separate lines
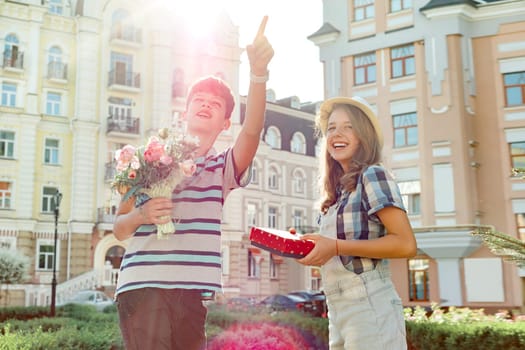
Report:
183,92,231,137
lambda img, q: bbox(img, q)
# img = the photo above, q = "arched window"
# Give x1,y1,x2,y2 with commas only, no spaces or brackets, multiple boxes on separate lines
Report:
292,168,306,194
265,126,281,149
291,132,306,154
47,46,66,79
268,166,279,190
48,46,62,63
111,9,137,41
3,34,20,68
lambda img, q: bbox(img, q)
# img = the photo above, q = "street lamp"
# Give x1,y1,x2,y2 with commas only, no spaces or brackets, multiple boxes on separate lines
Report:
50,190,62,317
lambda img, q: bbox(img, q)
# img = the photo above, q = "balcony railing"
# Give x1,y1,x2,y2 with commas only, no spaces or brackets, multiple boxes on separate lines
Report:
98,207,117,223
107,115,140,134
3,51,24,69
108,70,141,88
47,61,68,80
110,26,142,44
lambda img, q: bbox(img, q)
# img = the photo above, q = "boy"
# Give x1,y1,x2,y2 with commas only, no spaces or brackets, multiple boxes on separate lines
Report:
113,16,274,350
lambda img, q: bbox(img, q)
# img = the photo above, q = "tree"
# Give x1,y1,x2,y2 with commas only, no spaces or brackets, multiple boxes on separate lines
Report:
0,248,29,306
471,227,525,268
471,168,525,268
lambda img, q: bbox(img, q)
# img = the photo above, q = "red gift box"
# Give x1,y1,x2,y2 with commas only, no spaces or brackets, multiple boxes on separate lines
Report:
249,227,315,258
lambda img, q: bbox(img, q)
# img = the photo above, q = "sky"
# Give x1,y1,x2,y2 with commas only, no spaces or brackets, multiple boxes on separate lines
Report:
176,0,325,103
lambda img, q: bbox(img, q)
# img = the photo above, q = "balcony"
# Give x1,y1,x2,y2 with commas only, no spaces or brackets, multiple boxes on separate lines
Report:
3,50,24,71
110,26,142,47
107,115,140,136
108,70,141,92
47,61,68,81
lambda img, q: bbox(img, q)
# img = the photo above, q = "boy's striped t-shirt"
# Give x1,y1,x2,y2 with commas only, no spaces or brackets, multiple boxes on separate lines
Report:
115,147,247,297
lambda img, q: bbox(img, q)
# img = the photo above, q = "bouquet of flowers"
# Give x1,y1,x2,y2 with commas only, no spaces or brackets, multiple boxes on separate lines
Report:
112,127,199,239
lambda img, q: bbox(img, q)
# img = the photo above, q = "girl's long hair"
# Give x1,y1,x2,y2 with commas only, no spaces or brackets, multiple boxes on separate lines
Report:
315,104,382,213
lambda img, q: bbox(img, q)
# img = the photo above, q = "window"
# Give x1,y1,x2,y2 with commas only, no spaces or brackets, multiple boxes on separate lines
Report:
49,0,63,15
108,97,133,126
292,169,306,194
269,255,279,279
44,138,60,164
353,0,375,21
268,206,278,228
247,203,257,228
3,34,22,69
0,181,12,209
251,166,258,184
290,132,306,154
390,0,411,12
265,127,281,149
268,168,278,190
110,52,136,87
393,112,418,147
391,44,415,78
516,213,525,241
1,82,16,107
172,68,186,98
354,52,376,85
398,181,420,215
42,186,59,213
503,72,525,107
37,240,57,270
111,9,140,42
46,92,61,115
0,131,15,158
292,209,305,229
315,139,322,158
510,142,525,169
248,250,260,278
48,46,66,80
409,259,429,301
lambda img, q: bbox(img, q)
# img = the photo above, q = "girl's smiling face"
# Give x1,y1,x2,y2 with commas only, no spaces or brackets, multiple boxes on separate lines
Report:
326,107,361,172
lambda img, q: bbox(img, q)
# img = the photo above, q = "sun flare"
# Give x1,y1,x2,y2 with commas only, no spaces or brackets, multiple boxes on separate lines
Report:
154,0,236,39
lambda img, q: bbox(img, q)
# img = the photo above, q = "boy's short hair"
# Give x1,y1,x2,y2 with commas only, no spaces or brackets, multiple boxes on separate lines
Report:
186,76,235,119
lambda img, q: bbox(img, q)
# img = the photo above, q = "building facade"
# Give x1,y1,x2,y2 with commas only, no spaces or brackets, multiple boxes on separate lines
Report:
309,0,525,312
0,0,320,306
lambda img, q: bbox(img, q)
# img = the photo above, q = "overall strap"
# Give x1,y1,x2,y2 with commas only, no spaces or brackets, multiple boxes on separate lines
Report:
336,192,352,265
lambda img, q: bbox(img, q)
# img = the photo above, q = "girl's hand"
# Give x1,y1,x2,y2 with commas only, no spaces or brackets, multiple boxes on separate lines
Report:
296,234,337,267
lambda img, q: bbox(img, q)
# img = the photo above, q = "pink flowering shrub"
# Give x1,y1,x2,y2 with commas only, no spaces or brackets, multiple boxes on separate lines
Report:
208,322,313,350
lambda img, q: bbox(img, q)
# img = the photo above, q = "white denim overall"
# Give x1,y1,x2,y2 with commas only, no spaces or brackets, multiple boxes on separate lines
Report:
319,191,407,350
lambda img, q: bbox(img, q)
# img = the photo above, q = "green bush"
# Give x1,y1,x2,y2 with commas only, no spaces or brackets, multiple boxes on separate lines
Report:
0,302,523,349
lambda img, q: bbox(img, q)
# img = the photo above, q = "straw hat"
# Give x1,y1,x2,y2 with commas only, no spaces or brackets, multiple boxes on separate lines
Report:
318,96,383,148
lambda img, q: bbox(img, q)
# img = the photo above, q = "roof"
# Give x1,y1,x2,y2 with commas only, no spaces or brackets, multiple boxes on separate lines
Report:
307,22,340,40
420,0,506,11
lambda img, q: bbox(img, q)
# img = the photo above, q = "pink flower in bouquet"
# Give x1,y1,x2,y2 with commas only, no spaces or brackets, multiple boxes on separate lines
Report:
180,159,197,177
115,145,138,171
143,138,166,163
160,155,173,165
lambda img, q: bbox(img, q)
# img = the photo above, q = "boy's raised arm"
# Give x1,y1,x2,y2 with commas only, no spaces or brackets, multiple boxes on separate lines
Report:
233,16,274,175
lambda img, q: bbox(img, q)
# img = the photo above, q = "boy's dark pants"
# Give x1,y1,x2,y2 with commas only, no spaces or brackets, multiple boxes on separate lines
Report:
117,288,207,350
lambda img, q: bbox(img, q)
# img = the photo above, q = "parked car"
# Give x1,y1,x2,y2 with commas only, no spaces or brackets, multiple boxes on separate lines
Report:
259,294,316,315
288,290,327,317
60,290,114,312
225,297,258,311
